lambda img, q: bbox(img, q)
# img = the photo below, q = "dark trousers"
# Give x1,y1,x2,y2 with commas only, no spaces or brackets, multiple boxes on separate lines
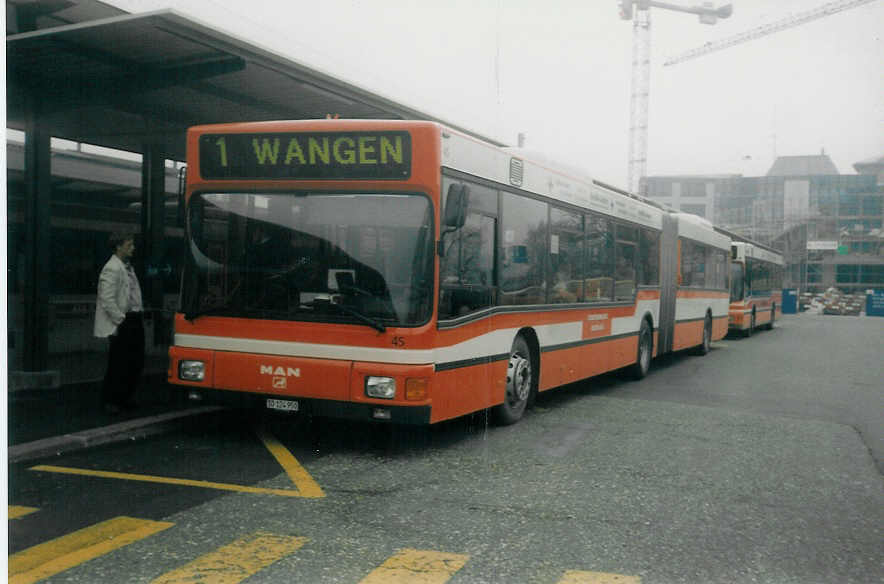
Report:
101,312,145,406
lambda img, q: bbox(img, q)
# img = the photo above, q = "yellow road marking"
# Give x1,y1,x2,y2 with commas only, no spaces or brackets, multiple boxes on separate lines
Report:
151,531,307,584
26,429,324,500
359,549,469,584
29,465,305,498
256,427,325,498
8,516,172,584
558,570,641,584
8,506,39,519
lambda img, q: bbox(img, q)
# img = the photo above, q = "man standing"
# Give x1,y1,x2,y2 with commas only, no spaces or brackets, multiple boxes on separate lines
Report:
94,232,144,413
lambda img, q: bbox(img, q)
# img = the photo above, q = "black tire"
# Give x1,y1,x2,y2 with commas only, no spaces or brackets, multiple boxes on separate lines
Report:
492,335,534,425
628,319,653,380
744,311,755,338
764,305,776,330
692,314,712,356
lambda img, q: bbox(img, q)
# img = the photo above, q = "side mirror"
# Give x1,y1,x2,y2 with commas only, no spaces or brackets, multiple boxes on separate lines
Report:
443,184,469,229
438,184,470,257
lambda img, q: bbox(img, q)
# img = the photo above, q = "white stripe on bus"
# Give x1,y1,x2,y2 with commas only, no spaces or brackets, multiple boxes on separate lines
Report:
176,318,621,366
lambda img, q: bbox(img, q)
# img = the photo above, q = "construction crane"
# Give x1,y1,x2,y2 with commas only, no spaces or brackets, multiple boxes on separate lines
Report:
664,0,880,66
619,1,733,196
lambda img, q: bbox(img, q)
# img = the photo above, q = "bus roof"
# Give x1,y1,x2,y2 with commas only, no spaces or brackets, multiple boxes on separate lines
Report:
674,213,731,250
441,127,665,230
732,241,784,265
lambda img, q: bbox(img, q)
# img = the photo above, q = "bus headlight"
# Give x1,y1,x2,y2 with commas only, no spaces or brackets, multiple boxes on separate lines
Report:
365,376,396,399
179,360,205,381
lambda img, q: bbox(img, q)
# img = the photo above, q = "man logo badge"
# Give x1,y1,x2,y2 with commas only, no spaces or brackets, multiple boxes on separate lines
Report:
260,365,301,390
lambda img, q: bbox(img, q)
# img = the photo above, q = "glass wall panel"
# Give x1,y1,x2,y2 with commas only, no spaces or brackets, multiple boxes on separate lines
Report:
861,196,882,216
836,264,858,283
860,265,884,284
681,204,707,218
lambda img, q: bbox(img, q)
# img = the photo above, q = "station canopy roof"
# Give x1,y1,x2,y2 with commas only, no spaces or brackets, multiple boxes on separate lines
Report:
6,2,498,161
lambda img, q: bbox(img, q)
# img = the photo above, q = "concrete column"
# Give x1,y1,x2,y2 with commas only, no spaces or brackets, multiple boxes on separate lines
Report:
140,143,169,347
140,144,166,308
22,100,51,372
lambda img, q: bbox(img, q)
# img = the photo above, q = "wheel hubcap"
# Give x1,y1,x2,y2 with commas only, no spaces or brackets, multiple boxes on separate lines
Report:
507,353,531,403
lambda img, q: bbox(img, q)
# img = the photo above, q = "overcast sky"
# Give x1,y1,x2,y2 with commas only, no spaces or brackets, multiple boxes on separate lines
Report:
106,0,883,188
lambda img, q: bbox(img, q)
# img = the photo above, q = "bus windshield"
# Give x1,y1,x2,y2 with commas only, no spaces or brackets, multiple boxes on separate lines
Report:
182,192,434,327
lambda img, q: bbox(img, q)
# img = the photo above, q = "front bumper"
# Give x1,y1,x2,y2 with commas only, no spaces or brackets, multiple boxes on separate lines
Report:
182,386,432,425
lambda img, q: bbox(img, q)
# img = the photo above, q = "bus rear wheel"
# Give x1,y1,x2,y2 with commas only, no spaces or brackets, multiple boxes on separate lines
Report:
628,320,653,380
493,335,534,425
744,312,755,338
693,314,712,356
764,305,776,330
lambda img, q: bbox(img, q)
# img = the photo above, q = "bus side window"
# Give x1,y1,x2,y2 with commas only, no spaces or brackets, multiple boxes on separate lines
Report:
549,207,583,304
639,228,660,286
614,223,637,300
500,193,547,306
584,214,613,301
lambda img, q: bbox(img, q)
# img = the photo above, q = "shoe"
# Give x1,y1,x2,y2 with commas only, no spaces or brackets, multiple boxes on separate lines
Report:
103,403,122,414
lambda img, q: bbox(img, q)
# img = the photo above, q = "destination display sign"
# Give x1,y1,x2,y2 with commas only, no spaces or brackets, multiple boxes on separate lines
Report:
199,131,411,180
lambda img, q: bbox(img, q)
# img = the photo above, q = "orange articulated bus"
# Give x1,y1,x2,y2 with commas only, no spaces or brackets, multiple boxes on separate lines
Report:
169,119,729,425
728,241,784,336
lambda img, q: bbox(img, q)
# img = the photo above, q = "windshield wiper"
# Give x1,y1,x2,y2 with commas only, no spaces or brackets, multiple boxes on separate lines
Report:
306,299,386,333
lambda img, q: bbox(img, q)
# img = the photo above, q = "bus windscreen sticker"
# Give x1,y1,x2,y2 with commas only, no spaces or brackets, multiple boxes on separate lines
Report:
199,132,411,180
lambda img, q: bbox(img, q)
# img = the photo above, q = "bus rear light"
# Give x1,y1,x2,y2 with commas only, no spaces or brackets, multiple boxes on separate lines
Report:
405,378,428,401
179,360,205,381
365,376,396,399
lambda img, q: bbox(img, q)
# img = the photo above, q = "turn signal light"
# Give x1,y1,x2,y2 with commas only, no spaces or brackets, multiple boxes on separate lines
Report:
405,378,428,401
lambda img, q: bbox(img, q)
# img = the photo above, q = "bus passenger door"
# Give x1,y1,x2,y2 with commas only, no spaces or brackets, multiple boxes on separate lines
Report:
438,211,497,418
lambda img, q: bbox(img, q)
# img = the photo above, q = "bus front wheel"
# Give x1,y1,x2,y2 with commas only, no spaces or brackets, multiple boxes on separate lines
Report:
493,335,534,425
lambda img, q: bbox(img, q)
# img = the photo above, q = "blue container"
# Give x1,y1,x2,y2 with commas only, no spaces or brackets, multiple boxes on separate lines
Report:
782,288,798,314
866,291,884,317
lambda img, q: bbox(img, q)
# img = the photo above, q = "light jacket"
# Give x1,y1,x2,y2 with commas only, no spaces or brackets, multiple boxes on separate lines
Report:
94,255,138,337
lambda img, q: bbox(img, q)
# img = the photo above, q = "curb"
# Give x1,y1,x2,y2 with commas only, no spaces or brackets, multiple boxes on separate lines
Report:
8,406,226,464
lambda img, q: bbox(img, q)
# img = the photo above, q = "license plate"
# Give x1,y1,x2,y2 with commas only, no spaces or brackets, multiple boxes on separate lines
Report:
266,398,299,412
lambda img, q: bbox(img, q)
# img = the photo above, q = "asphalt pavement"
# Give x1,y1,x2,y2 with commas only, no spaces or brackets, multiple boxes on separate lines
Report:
8,312,883,471
8,312,883,583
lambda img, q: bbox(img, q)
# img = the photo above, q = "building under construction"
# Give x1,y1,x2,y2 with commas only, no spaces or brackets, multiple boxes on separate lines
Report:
646,153,884,295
